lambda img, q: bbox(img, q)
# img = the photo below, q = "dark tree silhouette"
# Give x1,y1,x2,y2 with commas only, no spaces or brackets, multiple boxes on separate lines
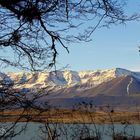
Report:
0,0,138,70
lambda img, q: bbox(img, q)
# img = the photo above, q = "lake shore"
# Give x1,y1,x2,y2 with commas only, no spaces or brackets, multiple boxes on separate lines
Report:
1,109,140,124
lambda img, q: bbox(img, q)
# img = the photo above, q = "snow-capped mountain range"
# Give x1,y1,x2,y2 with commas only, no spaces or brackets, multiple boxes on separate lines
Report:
1,68,140,91
1,68,140,108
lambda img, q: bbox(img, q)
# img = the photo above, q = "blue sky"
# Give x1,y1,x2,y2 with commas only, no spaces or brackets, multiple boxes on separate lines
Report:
1,0,140,72
56,1,140,71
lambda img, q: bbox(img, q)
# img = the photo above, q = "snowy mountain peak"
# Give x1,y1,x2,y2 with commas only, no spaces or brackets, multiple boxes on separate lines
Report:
114,68,132,77
112,68,140,79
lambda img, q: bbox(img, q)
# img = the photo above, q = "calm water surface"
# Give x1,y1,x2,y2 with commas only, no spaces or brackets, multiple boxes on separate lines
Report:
1,122,140,140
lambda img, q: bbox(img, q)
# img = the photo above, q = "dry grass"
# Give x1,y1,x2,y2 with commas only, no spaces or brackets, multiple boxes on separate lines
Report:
1,109,140,123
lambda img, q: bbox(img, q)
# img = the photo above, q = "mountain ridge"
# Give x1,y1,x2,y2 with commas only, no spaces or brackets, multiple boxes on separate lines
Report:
1,68,140,89
1,68,140,108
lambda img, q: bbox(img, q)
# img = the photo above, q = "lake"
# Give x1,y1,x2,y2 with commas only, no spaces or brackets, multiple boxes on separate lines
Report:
1,122,140,140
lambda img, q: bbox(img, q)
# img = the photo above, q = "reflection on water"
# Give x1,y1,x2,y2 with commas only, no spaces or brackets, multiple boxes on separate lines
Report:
1,122,140,140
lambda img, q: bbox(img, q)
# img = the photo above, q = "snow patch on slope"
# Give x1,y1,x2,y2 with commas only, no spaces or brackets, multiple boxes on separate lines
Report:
127,77,133,95
63,70,80,85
